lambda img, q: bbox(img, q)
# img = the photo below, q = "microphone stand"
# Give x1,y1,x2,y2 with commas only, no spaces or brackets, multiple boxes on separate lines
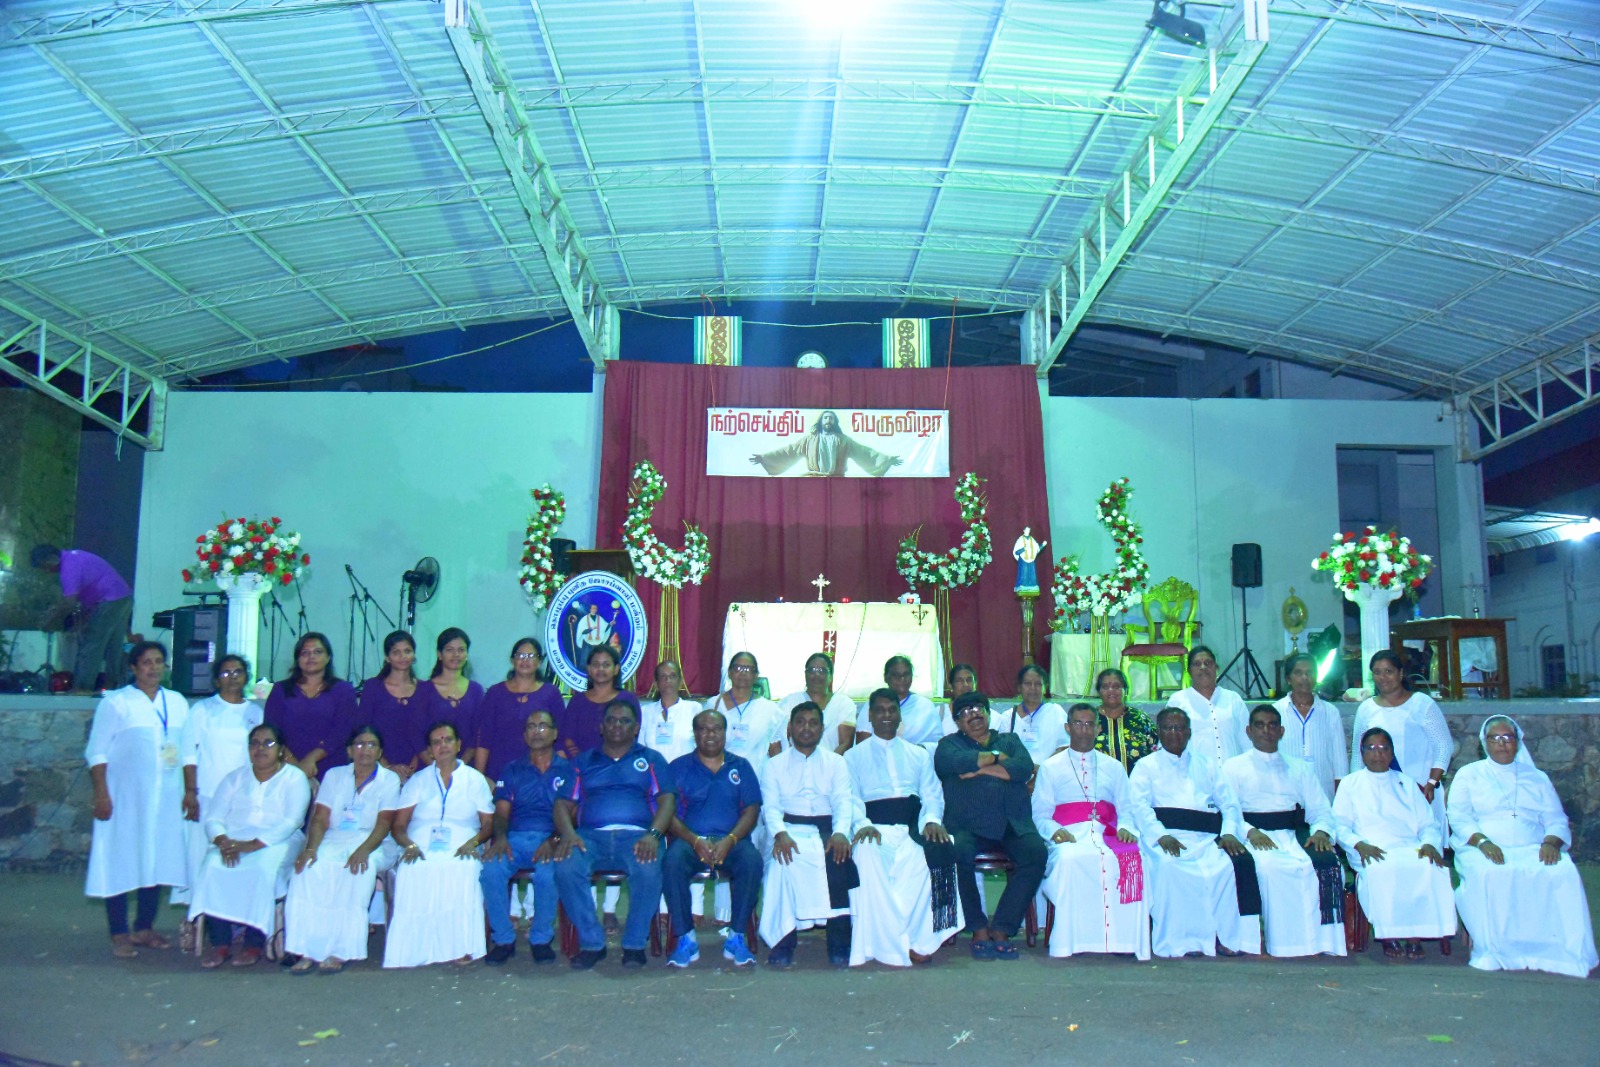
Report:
262,592,295,681
345,565,394,680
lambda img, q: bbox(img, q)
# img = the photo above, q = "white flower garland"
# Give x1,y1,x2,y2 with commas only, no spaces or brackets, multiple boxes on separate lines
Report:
623,461,711,589
1049,477,1149,630
518,484,567,611
895,472,991,590
1312,526,1432,594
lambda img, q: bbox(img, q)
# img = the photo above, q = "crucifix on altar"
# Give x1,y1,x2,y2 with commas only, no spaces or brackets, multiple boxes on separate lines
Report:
811,573,831,602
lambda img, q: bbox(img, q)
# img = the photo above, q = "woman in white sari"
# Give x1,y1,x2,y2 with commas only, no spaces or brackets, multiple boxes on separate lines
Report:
285,724,401,973
1332,726,1456,960
188,723,311,968
1448,715,1597,978
382,720,494,967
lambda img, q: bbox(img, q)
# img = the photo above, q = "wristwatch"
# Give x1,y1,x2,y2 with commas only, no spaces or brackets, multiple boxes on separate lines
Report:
650,828,666,843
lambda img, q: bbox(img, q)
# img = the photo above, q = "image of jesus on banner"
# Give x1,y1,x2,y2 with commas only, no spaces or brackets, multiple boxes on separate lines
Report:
748,409,904,477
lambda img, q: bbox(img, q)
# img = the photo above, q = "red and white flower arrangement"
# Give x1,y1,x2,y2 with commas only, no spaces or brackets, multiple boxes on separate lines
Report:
623,461,711,588
895,472,991,590
518,484,566,610
1312,526,1432,594
182,515,309,587
1049,477,1149,629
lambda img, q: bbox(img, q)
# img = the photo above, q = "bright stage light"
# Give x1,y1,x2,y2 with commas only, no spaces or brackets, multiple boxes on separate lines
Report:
794,0,875,30
1558,518,1600,542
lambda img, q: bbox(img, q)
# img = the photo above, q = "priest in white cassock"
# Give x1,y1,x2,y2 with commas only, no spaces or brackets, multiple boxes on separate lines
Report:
758,701,859,968
1168,646,1249,768
1129,707,1260,958
1272,653,1347,801
1448,715,1597,978
1332,726,1455,961
855,656,950,752
1221,705,1346,957
1031,704,1151,960
844,688,962,966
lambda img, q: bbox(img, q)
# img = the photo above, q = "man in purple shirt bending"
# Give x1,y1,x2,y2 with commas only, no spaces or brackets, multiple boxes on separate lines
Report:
32,545,133,694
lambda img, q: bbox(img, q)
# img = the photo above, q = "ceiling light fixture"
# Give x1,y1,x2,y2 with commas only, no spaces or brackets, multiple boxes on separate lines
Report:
1147,0,1207,48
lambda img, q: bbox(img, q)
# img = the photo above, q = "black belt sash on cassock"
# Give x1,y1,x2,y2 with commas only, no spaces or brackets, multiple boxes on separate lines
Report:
1153,807,1262,917
864,796,960,931
1243,806,1341,925
783,813,860,909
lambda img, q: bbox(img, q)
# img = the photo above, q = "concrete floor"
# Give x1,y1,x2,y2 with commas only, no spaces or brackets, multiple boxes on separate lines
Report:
2,871,1596,1067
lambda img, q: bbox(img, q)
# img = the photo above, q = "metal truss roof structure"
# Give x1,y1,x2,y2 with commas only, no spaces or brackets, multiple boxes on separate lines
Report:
2,0,1597,448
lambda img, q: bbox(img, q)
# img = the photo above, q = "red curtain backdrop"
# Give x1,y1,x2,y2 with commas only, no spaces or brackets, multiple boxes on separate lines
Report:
595,362,1053,697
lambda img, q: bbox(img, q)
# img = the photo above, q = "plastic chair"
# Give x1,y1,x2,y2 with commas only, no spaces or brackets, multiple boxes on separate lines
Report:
557,870,665,958
1121,576,1199,700
972,850,1038,947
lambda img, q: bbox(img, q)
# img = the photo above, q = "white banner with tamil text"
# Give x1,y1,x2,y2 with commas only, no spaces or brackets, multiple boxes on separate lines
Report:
706,407,950,478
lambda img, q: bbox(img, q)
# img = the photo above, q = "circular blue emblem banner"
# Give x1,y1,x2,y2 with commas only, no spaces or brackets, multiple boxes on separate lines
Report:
545,571,649,691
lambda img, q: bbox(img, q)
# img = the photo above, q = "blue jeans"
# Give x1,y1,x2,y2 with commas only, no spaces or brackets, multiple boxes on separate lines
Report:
479,830,559,948
662,838,761,938
554,828,663,951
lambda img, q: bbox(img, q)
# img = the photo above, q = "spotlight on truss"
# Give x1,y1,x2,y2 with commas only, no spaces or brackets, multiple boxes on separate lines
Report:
1148,0,1206,47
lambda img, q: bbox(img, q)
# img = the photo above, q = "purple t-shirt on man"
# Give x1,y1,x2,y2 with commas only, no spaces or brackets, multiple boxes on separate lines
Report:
58,550,131,612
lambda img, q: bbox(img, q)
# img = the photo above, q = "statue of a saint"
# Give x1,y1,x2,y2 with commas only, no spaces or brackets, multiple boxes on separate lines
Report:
1013,527,1046,593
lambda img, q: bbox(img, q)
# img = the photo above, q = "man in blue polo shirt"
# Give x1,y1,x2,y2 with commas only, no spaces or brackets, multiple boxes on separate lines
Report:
553,698,677,970
480,709,573,966
664,708,763,968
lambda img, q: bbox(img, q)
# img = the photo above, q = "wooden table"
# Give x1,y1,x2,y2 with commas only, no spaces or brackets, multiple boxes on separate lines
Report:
1390,617,1511,700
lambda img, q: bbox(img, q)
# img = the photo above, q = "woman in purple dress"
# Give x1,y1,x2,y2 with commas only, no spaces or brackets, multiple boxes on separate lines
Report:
428,627,486,767
473,637,564,780
358,631,430,780
558,645,640,762
265,632,358,779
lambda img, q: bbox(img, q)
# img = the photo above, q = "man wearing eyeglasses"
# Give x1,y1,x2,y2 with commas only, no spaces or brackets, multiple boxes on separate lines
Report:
552,700,677,970
1129,707,1259,958
480,710,574,966
933,692,1046,960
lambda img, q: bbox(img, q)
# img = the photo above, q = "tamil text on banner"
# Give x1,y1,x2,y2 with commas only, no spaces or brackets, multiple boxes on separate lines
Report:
707,407,950,478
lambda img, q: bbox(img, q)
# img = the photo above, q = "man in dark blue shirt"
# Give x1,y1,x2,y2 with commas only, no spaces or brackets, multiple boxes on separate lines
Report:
664,709,763,968
553,698,677,970
480,709,573,966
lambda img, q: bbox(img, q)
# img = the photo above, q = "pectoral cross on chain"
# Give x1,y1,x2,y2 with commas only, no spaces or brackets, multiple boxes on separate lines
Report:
812,574,831,602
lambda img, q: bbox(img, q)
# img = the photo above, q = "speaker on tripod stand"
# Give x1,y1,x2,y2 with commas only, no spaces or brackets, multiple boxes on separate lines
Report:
1218,543,1271,698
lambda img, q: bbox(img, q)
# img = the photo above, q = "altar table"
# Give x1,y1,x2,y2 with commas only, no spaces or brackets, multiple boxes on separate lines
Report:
721,602,943,701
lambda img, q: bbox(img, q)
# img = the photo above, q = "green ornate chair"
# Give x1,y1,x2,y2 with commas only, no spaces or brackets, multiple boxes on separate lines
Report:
1120,577,1199,700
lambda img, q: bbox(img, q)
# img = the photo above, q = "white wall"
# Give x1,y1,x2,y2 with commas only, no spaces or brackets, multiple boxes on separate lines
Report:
133,390,1485,694
1489,539,1600,693
135,390,600,684
1042,397,1481,679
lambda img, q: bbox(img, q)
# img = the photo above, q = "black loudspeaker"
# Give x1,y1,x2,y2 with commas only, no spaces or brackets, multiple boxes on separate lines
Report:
1231,543,1262,589
170,605,226,697
550,538,576,576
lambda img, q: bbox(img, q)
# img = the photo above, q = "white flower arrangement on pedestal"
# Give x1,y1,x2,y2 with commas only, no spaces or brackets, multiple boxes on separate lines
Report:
623,461,711,588
1311,526,1433,593
182,515,309,588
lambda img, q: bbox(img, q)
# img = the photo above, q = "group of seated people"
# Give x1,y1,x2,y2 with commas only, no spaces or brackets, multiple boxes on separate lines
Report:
85,636,1597,979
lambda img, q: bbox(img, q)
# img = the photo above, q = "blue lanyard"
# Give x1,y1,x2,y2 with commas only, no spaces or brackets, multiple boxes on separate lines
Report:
356,766,378,794
730,696,752,721
435,765,452,813
153,691,169,737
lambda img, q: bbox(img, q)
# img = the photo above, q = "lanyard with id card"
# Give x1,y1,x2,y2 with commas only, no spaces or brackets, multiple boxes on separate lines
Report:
341,767,377,830
154,692,180,769
654,717,676,748
428,767,453,852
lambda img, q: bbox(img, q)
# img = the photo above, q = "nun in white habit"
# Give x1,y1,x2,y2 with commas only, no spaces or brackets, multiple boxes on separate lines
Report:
1332,725,1456,960
1447,715,1597,978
